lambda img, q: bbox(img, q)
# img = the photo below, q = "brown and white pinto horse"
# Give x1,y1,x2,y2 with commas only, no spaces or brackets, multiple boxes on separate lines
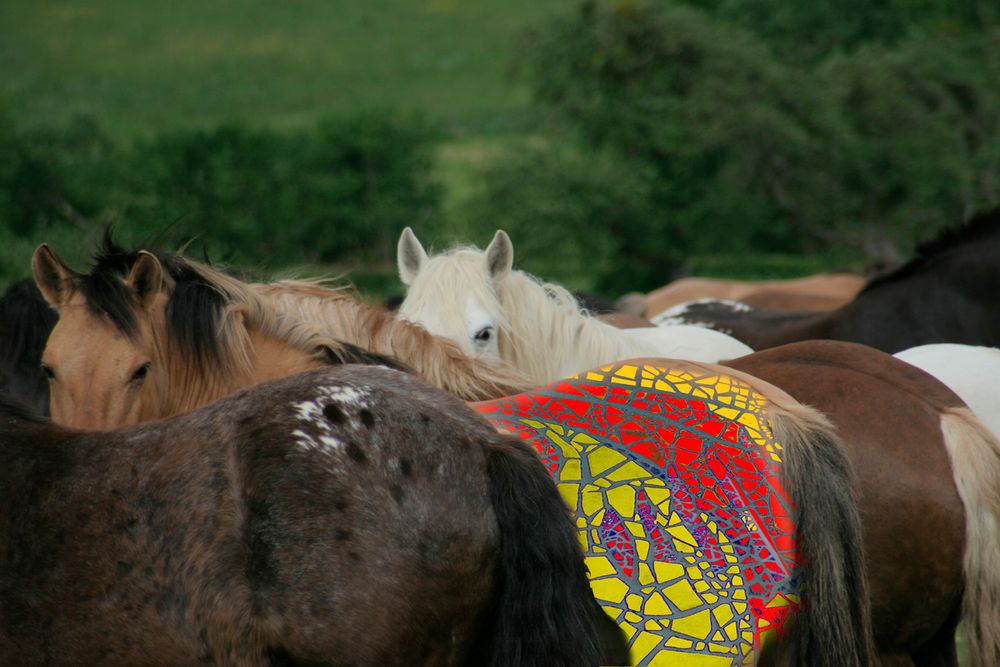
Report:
724,341,1000,667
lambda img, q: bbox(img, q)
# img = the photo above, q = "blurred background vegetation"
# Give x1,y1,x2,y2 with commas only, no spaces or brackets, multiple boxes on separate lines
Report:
1,0,998,299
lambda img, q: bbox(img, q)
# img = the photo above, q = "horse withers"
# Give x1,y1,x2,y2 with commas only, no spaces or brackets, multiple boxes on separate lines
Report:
0,364,627,667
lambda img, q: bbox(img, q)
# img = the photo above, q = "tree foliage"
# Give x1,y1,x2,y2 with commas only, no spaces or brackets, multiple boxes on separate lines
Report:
495,0,1000,271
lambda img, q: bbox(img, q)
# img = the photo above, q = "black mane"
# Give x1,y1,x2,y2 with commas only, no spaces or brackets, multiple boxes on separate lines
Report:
0,279,56,371
0,392,49,424
75,234,231,371
0,279,57,416
861,207,1000,293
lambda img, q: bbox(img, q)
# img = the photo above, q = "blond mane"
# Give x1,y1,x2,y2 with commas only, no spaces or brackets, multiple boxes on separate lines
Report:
155,254,534,401
254,279,535,400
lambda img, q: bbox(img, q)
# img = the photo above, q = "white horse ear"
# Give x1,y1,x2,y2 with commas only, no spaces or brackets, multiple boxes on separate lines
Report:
126,251,165,311
485,230,513,280
397,227,428,286
32,244,76,308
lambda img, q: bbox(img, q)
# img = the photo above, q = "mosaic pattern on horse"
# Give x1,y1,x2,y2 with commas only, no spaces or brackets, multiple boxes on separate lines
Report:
476,363,800,666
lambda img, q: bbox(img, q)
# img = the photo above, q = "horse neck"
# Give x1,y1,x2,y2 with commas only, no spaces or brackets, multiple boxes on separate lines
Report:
499,273,640,384
260,285,533,401
164,323,323,417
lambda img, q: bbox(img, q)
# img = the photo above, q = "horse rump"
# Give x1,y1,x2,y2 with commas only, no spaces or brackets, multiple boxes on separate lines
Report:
0,366,623,667
762,405,875,667
464,432,629,667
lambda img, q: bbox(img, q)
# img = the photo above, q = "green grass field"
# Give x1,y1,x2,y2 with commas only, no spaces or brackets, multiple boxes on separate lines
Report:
0,0,862,294
0,0,566,137
0,0,575,291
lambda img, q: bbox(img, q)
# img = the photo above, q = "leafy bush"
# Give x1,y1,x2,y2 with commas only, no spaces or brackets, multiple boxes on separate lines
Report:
457,141,673,294
510,1,1000,267
0,111,444,284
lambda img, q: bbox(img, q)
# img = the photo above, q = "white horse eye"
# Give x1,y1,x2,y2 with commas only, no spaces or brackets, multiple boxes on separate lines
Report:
474,327,493,343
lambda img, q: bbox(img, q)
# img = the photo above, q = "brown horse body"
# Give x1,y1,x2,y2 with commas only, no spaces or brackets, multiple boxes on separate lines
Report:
0,366,626,666
724,341,998,666
633,272,865,319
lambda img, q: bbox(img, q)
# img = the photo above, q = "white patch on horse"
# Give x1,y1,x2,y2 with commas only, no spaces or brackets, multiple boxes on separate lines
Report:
317,384,370,409
290,384,372,455
652,298,747,326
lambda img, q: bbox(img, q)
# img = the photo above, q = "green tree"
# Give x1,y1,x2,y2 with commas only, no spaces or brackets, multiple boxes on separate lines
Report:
459,141,669,294
516,1,1000,266
523,1,838,255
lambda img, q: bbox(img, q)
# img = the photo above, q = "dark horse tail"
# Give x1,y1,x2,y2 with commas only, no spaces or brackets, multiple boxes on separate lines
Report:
767,405,876,667
466,434,629,667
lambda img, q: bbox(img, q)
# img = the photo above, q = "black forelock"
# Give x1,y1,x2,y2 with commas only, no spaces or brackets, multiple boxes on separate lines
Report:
861,206,1000,293
75,234,230,371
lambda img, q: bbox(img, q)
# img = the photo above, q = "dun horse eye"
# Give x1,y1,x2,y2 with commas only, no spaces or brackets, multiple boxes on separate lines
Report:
131,362,151,383
41,363,55,381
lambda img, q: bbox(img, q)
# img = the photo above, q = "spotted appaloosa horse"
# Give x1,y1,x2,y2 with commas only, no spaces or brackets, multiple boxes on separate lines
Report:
0,365,628,667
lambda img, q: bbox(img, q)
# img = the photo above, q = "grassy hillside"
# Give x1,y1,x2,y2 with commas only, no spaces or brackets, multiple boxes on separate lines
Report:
0,0,566,137
0,0,868,295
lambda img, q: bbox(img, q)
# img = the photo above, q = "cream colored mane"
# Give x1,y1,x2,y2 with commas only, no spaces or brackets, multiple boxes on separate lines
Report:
251,279,534,400
159,254,533,400
400,246,649,384
172,260,334,380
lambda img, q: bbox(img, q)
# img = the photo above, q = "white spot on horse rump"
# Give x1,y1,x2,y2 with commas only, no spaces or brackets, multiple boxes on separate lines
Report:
652,298,748,326
291,428,345,455
317,384,370,409
292,385,371,428
290,383,373,458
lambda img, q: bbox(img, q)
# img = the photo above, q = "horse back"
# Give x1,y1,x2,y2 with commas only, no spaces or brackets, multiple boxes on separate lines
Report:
724,339,966,649
0,367,501,666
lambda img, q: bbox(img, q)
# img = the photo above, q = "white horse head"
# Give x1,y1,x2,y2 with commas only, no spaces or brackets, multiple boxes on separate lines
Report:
397,228,754,385
397,227,514,361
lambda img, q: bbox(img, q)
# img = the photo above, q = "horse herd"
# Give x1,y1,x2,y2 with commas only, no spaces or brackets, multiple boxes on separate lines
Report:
1,212,999,667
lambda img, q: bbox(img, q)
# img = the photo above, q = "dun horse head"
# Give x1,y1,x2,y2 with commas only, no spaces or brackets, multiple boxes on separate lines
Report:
33,244,174,429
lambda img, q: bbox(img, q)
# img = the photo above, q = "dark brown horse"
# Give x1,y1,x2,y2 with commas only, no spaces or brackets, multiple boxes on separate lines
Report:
659,208,1000,353
0,279,56,416
0,365,627,666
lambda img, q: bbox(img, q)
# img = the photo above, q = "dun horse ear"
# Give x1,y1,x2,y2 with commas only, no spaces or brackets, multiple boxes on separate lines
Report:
485,230,513,280
397,227,428,286
126,251,165,311
32,244,76,308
